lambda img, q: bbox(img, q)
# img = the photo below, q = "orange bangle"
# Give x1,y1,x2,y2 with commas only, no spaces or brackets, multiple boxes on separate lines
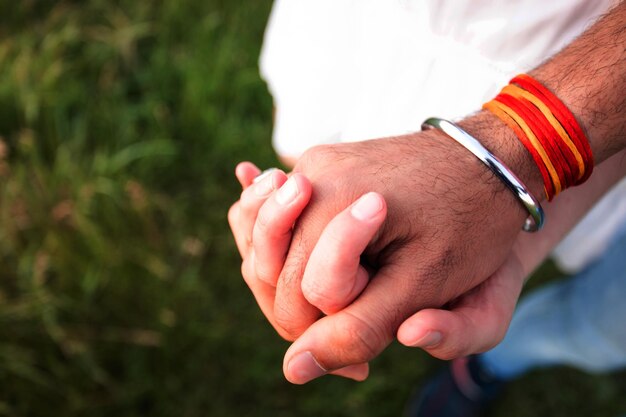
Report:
512,74,593,182
502,84,585,179
483,101,552,199
484,74,594,201
489,97,562,197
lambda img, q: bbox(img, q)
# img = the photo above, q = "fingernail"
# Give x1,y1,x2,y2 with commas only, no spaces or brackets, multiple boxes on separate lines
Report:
411,331,442,348
276,177,299,205
351,192,383,221
253,168,277,184
287,351,326,384
254,172,276,196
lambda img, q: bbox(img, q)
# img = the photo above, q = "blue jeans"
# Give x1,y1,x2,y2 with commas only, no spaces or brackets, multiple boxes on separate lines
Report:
480,224,626,380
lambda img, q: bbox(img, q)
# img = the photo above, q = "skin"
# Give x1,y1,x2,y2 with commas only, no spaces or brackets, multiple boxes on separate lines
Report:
229,2,626,384
397,149,626,357
230,150,626,382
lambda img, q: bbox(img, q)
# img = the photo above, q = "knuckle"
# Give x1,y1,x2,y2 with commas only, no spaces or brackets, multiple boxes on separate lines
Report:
298,145,325,164
295,145,333,173
255,207,271,230
254,258,277,286
239,189,256,212
240,257,255,285
302,277,344,314
227,202,240,229
302,281,332,311
323,227,347,252
254,207,289,240
273,303,310,340
239,184,267,213
333,312,385,363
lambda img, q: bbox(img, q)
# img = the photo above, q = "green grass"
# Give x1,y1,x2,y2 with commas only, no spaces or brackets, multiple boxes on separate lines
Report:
0,1,624,416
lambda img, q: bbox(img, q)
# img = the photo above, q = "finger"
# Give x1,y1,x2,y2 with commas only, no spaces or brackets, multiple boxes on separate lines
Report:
228,201,248,257
235,162,262,189
282,263,420,384
329,363,369,381
272,191,386,339
235,170,305,341
239,169,288,247
301,192,386,314
272,221,332,339
230,170,286,256
253,174,312,286
241,250,293,341
397,257,524,360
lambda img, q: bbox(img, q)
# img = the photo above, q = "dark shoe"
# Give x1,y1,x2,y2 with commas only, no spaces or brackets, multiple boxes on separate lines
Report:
404,356,504,417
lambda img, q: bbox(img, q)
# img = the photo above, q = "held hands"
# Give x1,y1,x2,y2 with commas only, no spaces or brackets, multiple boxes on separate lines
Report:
229,129,530,383
226,5,626,383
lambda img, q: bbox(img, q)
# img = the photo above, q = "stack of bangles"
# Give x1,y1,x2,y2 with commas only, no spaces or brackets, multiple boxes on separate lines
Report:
422,73,594,232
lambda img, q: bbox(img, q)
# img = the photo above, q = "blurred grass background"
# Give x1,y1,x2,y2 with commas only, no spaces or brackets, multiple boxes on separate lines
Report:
0,1,624,416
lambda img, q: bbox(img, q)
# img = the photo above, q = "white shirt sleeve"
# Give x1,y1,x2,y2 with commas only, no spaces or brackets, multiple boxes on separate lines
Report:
259,0,624,272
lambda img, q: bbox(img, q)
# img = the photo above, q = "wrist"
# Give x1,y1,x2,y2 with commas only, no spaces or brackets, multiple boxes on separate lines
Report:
458,110,546,201
422,117,544,231
410,113,543,232
528,2,626,163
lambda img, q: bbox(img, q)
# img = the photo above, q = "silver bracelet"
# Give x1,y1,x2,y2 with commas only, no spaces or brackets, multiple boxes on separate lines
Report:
421,117,544,232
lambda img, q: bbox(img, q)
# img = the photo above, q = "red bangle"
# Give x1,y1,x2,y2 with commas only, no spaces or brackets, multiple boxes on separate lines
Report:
484,99,555,199
496,93,564,198
503,93,578,188
484,74,594,201
512,74,593,183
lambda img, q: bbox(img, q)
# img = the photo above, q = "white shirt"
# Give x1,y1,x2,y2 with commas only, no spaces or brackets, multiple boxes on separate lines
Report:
260,0,625,272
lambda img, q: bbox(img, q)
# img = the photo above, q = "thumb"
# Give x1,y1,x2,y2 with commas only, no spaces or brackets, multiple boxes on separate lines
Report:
397,254,525,359
301,192,387,314
283,266,414,384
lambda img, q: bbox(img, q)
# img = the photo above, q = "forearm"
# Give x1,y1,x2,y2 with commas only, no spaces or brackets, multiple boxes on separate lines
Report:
458,2,625,201
531,1,626,163
514,149,626,277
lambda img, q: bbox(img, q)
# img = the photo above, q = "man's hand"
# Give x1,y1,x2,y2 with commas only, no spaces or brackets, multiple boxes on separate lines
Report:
228,159,529,383
229,2,626,384
263,112,544,383
229,147,626,384
281,147,626,383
